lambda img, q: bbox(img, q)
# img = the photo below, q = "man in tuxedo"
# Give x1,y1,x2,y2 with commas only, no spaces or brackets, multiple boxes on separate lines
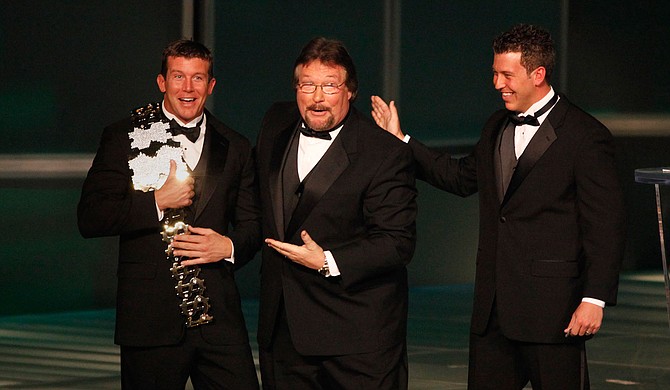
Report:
255,37,417,389
371,24,625,389
78,39,260,389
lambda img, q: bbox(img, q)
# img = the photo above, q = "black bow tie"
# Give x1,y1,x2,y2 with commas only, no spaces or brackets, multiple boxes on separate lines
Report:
508,94,559,127
299,124,333,140
169,117,203,143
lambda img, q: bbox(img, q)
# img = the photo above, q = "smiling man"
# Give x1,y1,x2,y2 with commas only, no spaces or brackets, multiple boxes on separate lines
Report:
255,37,417,389
78,39,261,389
371,24,625,389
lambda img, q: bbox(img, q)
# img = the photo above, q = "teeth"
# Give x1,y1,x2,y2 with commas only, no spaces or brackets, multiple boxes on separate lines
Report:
181,98,195,102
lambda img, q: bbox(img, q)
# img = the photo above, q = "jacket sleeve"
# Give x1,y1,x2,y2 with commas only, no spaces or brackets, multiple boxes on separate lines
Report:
408,137,479,197
574,124,626,305
77,123,161,238
226,143,262,270
331,142,417,290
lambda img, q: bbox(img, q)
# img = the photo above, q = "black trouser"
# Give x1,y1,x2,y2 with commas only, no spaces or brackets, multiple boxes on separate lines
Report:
468,305,589,390
121,327,258,390
260,304,408,390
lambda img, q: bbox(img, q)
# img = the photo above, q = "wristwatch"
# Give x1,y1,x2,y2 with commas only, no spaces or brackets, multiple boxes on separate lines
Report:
318,256,330,277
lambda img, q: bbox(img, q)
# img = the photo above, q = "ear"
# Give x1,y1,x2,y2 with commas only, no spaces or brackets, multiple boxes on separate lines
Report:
157,74,167,93
207,77,216,96
532,66,547,86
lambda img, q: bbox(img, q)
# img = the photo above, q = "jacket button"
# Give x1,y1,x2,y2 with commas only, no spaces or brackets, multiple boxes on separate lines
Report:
500,216,507,223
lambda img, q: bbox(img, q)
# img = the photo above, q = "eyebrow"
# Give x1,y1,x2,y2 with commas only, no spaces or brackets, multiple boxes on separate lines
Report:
493,68,514,76
169,70,207,77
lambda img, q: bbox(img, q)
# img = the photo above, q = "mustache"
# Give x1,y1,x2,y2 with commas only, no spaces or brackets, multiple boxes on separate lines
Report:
307,104,330,112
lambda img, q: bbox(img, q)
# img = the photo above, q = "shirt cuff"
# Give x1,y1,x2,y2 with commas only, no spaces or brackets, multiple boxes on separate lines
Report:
582,297,605,308
156,201,164,221
223,236,235,264
324,250,340,277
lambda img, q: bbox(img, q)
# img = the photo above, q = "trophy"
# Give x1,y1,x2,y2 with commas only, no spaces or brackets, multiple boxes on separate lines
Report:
128,103,214,327
162,207,214,327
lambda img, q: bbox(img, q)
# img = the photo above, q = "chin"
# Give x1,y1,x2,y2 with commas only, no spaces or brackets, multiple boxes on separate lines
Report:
307,119,333,131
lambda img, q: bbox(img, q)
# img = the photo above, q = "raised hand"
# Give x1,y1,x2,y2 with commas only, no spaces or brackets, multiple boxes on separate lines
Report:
371,95,405,140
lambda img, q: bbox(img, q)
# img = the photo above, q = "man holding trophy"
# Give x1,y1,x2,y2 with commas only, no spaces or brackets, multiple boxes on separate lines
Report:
78,39,261,389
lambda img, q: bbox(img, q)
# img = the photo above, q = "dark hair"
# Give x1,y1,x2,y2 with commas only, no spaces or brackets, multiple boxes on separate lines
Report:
293,37,358,101
160,39,214,80
493,24,555,82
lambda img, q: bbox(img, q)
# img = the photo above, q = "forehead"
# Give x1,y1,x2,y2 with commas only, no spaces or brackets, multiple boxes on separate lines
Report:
493,51,523,68
166,56,211,73
296,60,346,81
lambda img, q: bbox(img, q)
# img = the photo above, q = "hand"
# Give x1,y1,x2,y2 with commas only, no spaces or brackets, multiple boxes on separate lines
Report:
371,95,405,140
265,230,325,270
172,226,233,266
155,160,195,210
564,302,603,337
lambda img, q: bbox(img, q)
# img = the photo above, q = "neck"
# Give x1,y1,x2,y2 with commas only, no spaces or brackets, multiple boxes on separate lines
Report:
519,87,554,115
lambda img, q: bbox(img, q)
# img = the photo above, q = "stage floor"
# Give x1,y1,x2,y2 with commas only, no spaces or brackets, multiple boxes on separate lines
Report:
0,273,669,389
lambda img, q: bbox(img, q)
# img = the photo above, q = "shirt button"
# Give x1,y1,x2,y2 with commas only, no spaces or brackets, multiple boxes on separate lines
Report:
499,216,507,223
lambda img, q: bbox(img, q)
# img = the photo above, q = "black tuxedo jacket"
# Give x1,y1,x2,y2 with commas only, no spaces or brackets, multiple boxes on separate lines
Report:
409,95,625,344
255,102,417,355
78,110,261,347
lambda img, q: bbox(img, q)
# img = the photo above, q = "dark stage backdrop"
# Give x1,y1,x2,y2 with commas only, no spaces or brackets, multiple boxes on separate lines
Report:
1,1,669,315
2,1,668,153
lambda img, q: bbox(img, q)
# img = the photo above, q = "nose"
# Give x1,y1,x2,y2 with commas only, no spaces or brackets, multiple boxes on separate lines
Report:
183,77,194,92
312,86,325,102
493,74,504,91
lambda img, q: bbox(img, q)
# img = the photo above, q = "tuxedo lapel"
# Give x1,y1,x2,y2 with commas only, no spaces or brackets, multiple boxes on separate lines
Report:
493,120,514,203
269,122,300,241
285,134,350,239
193,124,229,221
502,112,558,207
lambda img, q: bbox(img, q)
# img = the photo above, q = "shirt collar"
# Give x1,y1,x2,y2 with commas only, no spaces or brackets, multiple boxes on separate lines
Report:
520,87,558,117
161,101,205,128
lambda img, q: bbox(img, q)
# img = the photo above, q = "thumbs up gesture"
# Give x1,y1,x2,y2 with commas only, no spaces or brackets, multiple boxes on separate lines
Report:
155,160,195,210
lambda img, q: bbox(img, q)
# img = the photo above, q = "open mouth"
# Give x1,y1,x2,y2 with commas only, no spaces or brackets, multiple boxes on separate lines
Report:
179,98,196,103
309,105,329,114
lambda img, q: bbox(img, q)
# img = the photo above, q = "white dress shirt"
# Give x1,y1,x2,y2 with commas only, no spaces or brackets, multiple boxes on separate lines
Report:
297,123,343,276
162,108,206,170
159,106,235,264
513,87,558,158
